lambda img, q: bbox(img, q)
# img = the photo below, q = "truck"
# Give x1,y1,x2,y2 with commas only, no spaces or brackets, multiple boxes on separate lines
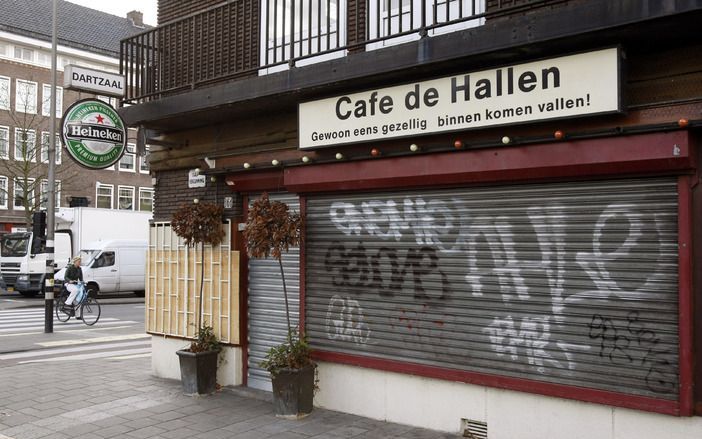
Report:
0,207,152,297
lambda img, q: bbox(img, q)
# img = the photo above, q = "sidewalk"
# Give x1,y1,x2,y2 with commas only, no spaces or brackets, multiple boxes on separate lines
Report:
0,356,458,439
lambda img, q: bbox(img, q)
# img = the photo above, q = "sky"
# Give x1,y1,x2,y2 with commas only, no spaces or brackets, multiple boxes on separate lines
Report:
66,0,159,26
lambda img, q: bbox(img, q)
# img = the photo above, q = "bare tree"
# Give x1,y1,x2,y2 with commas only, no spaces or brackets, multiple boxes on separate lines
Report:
0,76,78,228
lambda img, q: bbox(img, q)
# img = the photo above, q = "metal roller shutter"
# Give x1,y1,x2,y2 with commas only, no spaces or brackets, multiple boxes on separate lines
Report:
305,178,679,400
247,193,301,391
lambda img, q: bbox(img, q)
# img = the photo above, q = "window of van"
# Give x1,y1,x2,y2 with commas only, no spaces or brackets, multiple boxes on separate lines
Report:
92,251,115,268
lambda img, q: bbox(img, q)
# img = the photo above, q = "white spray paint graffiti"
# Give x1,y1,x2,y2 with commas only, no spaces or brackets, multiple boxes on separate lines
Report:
325,295,371,345
324,193,673,387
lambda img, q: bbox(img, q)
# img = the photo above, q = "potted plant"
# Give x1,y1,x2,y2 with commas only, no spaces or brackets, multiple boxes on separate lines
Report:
244,192,316,418
171,200,226,396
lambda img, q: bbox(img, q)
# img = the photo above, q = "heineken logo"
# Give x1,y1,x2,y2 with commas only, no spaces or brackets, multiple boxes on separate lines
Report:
61,99,127,169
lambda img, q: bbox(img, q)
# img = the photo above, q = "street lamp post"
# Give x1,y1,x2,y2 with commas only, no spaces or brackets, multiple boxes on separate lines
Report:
44,0,57,333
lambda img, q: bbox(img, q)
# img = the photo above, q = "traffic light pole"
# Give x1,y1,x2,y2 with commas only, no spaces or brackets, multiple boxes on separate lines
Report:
44,0,57,333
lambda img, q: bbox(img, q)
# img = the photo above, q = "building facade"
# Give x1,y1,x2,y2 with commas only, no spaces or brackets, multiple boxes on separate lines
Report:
0,0,153,232
120,1,702,437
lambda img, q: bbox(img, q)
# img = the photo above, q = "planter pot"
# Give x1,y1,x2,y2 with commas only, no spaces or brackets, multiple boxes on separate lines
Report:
270,364,316,419
176,349,218,396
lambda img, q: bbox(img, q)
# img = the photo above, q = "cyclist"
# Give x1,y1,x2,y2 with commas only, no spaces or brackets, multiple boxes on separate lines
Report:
64,256,84,317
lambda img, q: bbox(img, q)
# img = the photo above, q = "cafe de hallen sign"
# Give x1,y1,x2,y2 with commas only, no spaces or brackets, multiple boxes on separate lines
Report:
61,99,127,169
298,47,621,149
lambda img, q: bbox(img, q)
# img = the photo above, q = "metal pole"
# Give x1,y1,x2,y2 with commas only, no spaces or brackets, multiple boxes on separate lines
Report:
44,0,57,333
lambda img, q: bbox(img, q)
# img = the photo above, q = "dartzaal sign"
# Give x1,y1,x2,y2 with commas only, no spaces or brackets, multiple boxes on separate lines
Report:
299,47,621,149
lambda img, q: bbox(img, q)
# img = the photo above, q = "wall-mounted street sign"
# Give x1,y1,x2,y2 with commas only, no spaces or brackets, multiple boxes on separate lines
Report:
188,169,206,188
61,99,127,169
63,65,125,97
299,47,621,149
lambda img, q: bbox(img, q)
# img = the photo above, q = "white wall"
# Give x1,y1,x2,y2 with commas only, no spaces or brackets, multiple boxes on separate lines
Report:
314,362,702,439
151,336,242,387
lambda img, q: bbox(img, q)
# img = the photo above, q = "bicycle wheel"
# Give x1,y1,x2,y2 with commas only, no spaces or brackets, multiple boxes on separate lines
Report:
55,293,71,322
80,297,101,326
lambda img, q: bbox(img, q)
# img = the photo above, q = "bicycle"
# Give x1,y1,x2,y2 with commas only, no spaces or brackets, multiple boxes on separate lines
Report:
55,281,101,326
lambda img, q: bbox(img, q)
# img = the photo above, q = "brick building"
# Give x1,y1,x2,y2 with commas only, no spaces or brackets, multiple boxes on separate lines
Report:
120,1,702,437
0,0,153,231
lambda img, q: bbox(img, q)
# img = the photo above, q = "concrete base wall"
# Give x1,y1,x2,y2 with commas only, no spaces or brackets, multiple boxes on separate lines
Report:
150,336,243,386
314,362,702,439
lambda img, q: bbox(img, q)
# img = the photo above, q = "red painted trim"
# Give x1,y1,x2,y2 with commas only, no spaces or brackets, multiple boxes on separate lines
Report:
299,195,306,333
225,169,285,192
313,350,680,415
677,176,695,416
285,132,693,193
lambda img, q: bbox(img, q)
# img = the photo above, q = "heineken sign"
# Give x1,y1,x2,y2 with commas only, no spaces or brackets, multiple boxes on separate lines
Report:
61,99,127,169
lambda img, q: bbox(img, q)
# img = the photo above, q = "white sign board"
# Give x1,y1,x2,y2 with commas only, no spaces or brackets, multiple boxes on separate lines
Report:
188,169,206,188
63,65,126,97
299,48,621,149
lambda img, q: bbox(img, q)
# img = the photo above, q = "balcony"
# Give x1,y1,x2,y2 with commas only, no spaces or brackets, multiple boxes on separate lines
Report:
120,0,553,104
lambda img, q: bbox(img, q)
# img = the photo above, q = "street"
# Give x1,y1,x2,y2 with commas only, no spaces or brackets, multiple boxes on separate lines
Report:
0,291,147,366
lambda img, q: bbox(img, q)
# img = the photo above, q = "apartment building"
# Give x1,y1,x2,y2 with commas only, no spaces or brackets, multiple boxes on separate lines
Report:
0,0,153,231
119,1,702,437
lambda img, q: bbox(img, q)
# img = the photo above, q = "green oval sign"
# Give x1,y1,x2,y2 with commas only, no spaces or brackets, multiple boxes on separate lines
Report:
61,99,127,169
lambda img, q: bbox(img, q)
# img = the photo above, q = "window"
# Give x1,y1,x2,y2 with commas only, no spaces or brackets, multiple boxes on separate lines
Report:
0,126,8,160
96,183,113,209
14,129,36,162
139,145,150,173
13,46,33,62
97,95,117,107
0,42,7,56
15,79,37,113
367,0,485,49
37,52,51,67
138,188,153,212
260,0,347,74
14,177,35,208
92,251,115,268
42,84,63,117
118,186,135,210
0,176,7,209
40,132,61,164
119,144,136,172
0,76,9,110
40,179,61,210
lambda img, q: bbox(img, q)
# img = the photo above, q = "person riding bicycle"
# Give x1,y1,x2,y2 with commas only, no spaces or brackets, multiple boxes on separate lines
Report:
64,256,84,317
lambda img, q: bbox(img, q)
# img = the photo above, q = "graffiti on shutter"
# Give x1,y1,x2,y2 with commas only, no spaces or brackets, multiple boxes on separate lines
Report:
306,178,679,399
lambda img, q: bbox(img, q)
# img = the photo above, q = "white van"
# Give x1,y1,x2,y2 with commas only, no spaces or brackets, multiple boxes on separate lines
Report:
56,239,147,297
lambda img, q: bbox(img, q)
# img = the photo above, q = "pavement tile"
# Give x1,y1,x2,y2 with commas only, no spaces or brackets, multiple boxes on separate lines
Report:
126,425,168,439
91,423,134,438
0,423,54,439
324,426,370,437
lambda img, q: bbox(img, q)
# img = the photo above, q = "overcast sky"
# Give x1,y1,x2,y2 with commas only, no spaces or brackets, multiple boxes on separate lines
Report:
66,0,158,26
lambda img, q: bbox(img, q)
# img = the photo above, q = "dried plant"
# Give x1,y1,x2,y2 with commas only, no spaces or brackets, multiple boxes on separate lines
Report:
244,193,301,347
171,201,225,345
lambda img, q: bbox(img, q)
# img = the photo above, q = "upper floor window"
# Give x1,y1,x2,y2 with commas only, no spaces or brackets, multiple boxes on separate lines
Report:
42,84,63,118
0,176,7,209
96,183,113,209
0,42,7,57
40,132,62,164
97,95,118,107
0,126,8,160
119,144,136,172
118,185,135,210
138,187,153,212
367,0,485,49
0,76,9,110
14,46,34,62
37,52,51,67
40,179,61,210
13,177,35,208
260,0,347,74
139,145,150,174
14,128,36,162
15,79,37,114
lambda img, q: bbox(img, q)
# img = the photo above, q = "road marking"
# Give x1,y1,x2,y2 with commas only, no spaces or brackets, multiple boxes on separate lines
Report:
0,325,137,337
0,320,137,332
19,347,151,363
0,340,151,360
0,318,122,328
109,353,151,360
38,333,150,347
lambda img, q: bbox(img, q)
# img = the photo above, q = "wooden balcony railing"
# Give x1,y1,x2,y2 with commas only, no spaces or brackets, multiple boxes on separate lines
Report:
120,0,553,104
